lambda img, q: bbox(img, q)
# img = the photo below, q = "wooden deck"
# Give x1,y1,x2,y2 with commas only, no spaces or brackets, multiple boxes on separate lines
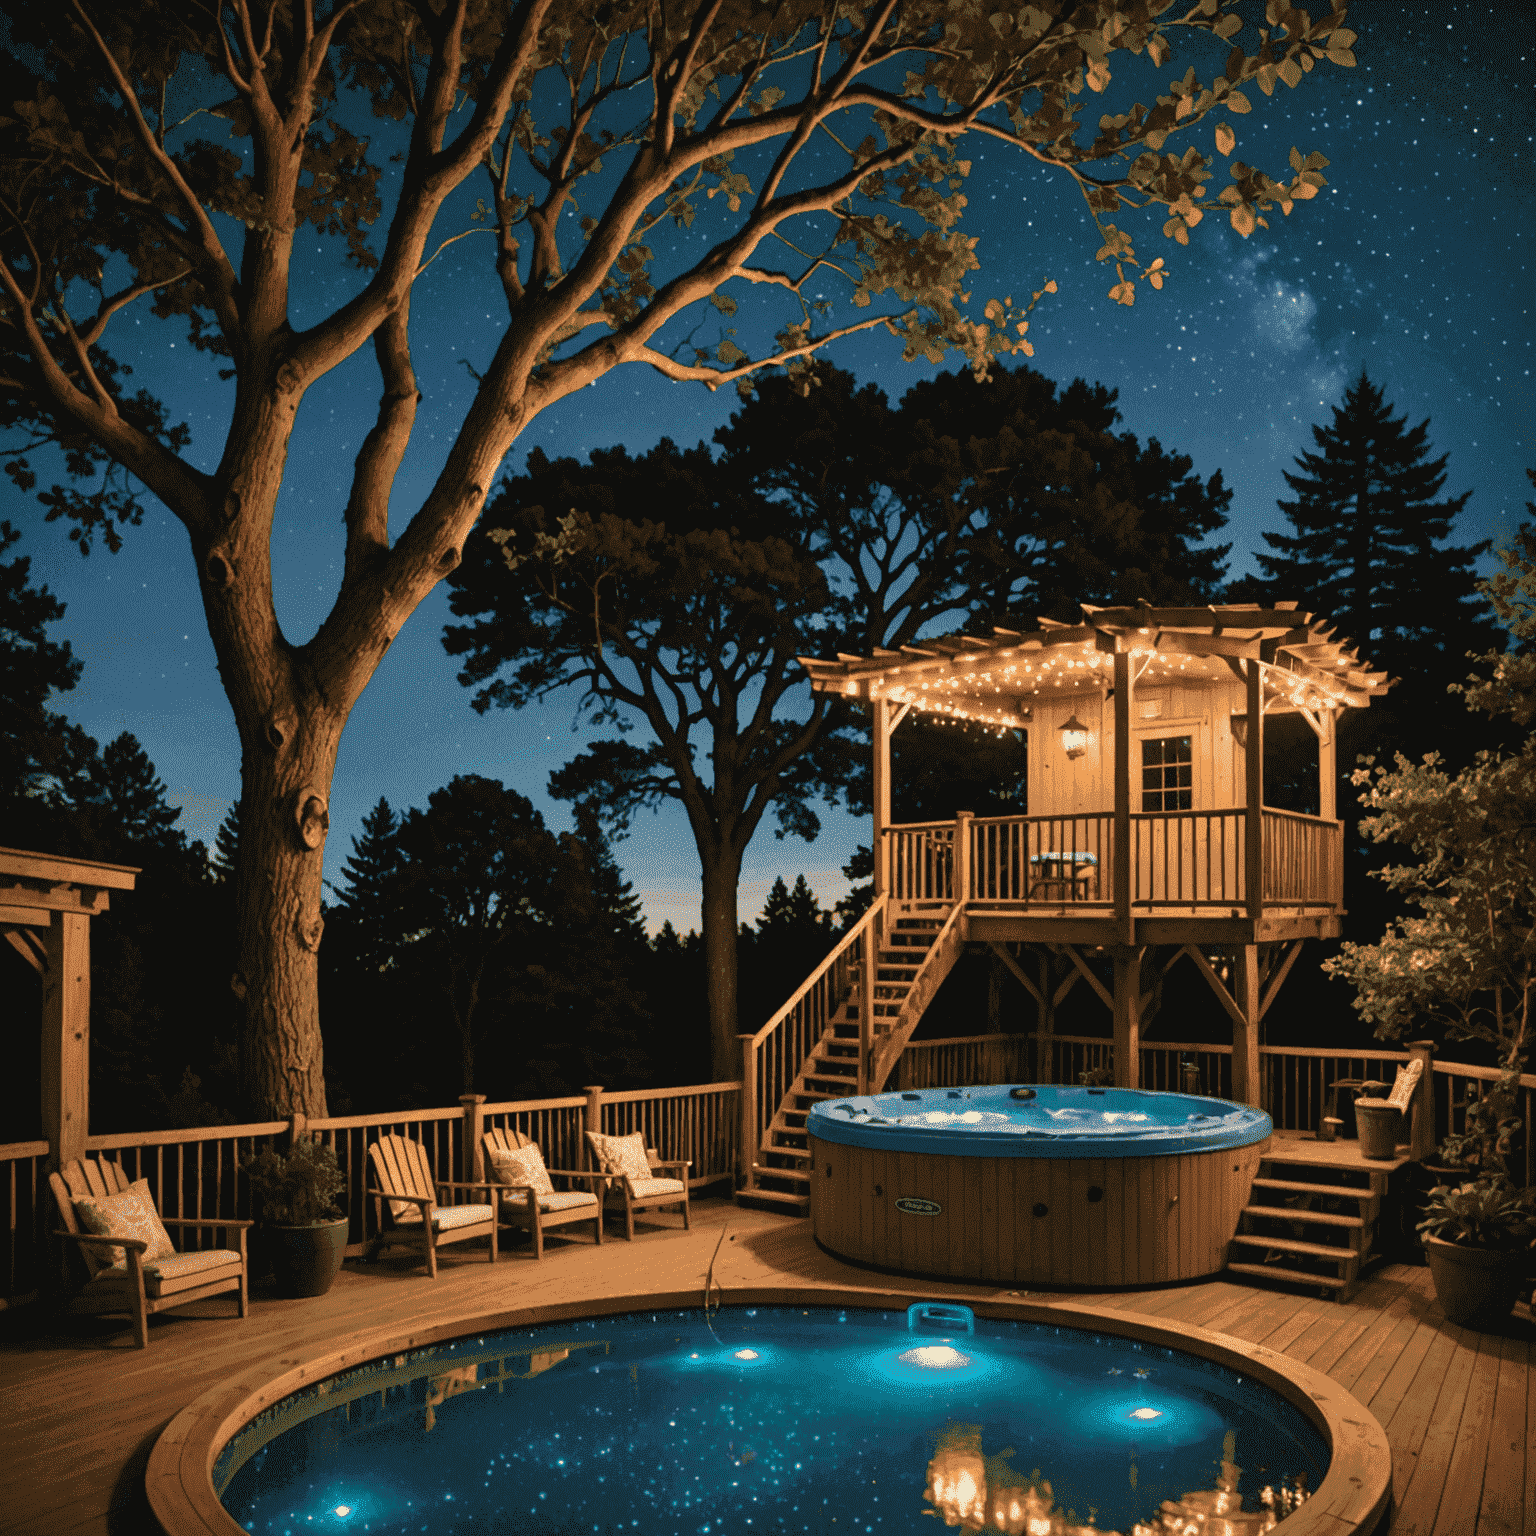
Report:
0,1196,1530,1536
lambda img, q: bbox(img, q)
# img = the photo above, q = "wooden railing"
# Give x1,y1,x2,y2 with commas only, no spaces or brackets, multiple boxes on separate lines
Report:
738,897,884,1176
1431,1060,1536,1190
886,806,1343,911
886,822,954,902
1262,807,1343,907
967,814,1113,904
1128,808,1246,907
1,1080,743,1302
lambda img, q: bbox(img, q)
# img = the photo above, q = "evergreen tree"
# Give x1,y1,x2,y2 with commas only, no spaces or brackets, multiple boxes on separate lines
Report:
0,519,82,819
210,803,242,885
1251,370,1494,695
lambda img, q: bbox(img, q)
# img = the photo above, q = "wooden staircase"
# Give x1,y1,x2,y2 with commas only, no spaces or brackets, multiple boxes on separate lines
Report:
739,909,964,1214
1225,1139,1399,1301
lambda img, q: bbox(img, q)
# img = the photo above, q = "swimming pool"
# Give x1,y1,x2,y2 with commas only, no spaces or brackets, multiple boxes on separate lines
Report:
214,1303,1326,1536
808,1086,1272,1286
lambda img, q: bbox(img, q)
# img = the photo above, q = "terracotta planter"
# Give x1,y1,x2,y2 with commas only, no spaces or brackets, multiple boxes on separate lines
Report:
264,1217,350,1298
1423,1235,1528,1328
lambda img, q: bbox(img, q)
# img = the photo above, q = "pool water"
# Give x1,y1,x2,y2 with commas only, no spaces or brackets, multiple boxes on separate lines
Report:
217,1305,1326,1536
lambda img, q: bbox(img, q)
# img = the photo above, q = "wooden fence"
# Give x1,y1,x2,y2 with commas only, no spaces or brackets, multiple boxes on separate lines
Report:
6,1040,1531,1307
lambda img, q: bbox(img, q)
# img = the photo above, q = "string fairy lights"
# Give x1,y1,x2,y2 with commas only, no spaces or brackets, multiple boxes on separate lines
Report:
803,607,1384,729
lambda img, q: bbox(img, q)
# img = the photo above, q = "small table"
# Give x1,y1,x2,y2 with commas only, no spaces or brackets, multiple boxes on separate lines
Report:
1028,851,1099,901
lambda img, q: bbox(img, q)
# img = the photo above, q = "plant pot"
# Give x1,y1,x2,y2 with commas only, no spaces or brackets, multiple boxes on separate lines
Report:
263,1217,350,1298
1424,1235,1528,1328
1353,1099,1402,1160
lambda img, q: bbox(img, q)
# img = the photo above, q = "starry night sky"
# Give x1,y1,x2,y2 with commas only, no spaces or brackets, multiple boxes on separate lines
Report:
8,1,1532,933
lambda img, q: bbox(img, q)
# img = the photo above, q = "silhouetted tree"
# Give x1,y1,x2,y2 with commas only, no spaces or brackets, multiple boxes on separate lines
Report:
324,775,653,1103
450,361,1230,1073
1,0,1356,1114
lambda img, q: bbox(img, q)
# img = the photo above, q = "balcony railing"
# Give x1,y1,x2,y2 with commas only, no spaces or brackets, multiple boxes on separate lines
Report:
883,807,1342,910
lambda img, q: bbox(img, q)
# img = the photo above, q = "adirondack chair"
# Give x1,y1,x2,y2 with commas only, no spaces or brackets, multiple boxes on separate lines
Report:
584,1130,692,1241
481,1128,607,1258
49,1157,249,1349
366,1134,498,1277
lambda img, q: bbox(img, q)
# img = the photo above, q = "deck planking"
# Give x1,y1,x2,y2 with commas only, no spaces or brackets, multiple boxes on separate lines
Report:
0,1196,1529,1536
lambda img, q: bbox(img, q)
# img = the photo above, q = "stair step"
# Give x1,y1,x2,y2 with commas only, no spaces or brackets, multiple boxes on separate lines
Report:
736,1186,809,1213
752,1163,811,1185
1226,1262,1350,1291
1227,1233,1359,1262
1242,1206,1365,1230
1251,1176,1375,1201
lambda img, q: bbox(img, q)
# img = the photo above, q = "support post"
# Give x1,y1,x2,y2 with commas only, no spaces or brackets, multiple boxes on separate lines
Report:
1112,948,1142,1091
1037,950,1055,1083
1113,648,1133,943
872,697,891,899
737,1037,757,1189
1318,707,1338,822
41,911,90,1170
460,1094,487,1183
1245,659,1264,920
1232,945,1262,1107
954,809,973,903
1408,1040,1436,1161
583,1085,605,1166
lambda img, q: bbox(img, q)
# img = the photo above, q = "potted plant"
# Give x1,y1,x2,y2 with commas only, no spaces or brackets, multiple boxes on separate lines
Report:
243,1138,349,1298
1417,1178,1536,1328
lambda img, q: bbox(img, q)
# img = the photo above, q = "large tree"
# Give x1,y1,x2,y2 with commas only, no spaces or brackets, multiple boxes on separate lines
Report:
448,360,1231,1075
1,0,1355,1115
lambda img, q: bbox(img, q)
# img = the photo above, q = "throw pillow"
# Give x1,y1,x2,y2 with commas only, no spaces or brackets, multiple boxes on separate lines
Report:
489,1143,554,1197
585,1131,652,1187
74,1178,176,1276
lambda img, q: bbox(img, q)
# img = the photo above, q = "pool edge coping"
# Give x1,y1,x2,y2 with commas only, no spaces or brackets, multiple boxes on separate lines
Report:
147,1282,1391,1536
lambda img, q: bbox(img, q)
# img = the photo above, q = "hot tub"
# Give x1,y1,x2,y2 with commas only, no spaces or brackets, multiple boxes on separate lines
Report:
808,1084,1272,1287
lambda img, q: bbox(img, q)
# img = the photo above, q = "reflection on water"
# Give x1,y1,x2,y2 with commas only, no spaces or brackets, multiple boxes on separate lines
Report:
925,1424,1309,1536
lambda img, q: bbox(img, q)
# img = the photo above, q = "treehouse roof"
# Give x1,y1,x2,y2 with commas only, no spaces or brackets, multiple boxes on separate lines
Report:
799,602,1391,730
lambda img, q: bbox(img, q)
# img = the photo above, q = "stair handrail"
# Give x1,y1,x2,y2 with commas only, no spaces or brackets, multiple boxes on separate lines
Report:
738,894,887,1188
869,898,967,1092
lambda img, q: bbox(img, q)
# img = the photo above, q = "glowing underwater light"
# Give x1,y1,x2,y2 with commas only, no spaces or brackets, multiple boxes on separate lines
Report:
333,1506,352,1518
734,1349,759,1360
897,1344,972,1369
1127,1408,1163,1421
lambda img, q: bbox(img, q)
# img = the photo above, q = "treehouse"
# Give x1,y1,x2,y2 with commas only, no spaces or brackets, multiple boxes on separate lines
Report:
736,602,1388,1209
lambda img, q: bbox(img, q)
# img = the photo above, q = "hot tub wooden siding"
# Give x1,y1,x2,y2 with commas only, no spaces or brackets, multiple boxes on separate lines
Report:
808,1134,1269,1287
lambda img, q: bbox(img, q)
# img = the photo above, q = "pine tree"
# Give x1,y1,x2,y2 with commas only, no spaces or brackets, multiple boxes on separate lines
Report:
1253,370,1494,685
211,803,242,885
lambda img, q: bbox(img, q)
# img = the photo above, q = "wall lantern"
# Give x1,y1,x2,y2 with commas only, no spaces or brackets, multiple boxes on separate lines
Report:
1061,714,1089,759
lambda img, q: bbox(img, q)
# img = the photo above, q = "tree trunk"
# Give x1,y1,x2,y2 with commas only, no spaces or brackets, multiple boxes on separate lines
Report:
233,714,340,1120
700,846,744,1081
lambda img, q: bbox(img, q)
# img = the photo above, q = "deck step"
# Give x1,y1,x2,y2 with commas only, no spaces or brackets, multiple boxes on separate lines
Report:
735,1186,810,1214
1251,1176,1375,1201
1225,1262,1351,1291
1228,1233,1358,1262
1242,1205,1365,1230
752,1163,810,1185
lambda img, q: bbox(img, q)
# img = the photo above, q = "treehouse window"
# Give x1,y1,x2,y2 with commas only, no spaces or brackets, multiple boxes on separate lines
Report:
1142,736,1193,811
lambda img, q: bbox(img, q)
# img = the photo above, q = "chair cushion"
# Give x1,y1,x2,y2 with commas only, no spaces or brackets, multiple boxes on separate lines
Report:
502,1188,598,1217
146,1249,244,1297
394,1202,494,1231
490,1143,554,1197
585,1131,652,1186
621,1176,686,1201
73,1178,176,1275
